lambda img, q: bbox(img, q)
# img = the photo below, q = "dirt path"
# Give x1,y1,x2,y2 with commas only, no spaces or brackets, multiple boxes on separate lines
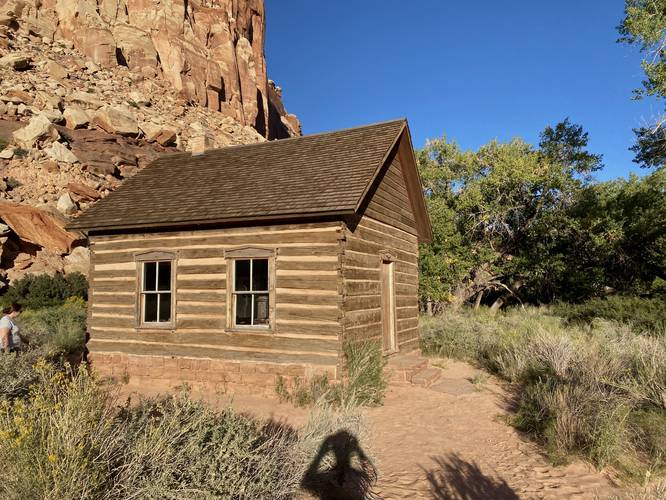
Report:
118,359,621,499
367,360,619,499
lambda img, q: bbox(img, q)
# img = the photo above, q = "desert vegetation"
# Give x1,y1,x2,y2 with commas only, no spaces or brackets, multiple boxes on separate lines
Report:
276,340,388,408
0,359,368,499
421,302,666,480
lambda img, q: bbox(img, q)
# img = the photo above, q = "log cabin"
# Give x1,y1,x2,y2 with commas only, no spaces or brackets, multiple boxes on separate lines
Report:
68,119,433,394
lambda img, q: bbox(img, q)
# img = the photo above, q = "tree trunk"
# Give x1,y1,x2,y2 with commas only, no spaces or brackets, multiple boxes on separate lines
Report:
489,297,504,314
474,290,484,310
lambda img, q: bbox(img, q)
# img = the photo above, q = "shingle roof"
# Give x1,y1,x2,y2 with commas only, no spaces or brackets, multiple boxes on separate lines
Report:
68,119,407,231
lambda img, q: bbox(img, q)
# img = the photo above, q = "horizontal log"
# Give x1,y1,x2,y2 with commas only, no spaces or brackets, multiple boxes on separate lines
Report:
178,264,227,275
397,296,418,308
277,275,339,290
344,321,382,341
275,320,341,337
397,317,419,332
91,305,135,316
176,279,225,290
87,339,338,366
276,292,340,307
176,317,225,330
345,280,381,296
276,260,340,272
357,216,418,245
92,222,342,244
90,328,339,354
92,269,136,280
396,306,419,320
344,237,417,264
91,316,135,329
277,245,340,257
178,303,225,315
396,283,418,295
344,308,382,327
276,305,340,322
177,291,226,302
344,295,381,311
342,267,380,281
91,281,136,293
92,293,135,306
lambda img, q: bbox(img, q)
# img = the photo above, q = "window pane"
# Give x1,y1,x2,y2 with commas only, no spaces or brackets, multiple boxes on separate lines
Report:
144,294,158,322
235,294,252,325
254,294,269,325
158,261,171,291
158,293,171,322
235,260,251,291
252,259,268,291
143,262,157,291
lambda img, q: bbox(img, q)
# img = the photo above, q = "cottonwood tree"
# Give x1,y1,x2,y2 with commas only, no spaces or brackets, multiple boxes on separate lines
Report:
418,120,603,311
619,0,666,167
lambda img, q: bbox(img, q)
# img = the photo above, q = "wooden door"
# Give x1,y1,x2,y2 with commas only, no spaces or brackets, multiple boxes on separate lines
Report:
381,259,397,353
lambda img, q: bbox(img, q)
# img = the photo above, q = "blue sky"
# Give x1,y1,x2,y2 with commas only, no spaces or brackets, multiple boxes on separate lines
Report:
264,0,661,181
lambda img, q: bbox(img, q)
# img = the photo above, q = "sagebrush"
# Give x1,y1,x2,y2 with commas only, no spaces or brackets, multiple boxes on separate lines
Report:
0,361,370,499
421,308,666,478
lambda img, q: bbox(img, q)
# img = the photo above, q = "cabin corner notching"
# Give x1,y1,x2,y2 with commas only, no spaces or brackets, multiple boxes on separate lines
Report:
70,119,432,393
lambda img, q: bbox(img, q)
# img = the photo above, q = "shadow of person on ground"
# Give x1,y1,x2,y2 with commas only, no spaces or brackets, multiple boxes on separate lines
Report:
301,430,378,500
424,453,518,500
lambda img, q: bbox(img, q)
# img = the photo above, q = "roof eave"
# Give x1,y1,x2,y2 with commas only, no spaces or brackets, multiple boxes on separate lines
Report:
69,209,357,234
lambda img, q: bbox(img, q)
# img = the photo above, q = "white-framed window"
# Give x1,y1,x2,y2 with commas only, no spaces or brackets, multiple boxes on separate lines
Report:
233,258,270,327
140,259,173,325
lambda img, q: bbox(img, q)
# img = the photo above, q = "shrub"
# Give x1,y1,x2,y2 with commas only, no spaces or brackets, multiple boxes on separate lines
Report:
18,301,87,355
0,349,44,399
276,340,387,408
421,307,666,477
1,272,88,310
0,362,371,499
554,296,666,336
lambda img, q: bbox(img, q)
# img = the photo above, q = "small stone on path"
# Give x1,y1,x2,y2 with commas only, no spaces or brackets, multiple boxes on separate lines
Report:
429,377,476,396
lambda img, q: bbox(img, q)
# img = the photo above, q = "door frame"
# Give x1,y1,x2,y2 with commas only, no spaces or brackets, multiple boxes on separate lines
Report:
379,250,398,354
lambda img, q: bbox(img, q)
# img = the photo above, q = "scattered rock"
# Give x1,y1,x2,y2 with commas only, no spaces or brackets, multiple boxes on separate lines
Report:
67,182,100,202
63,106,90,129
92,105,139,136
12,114,59,148
0,148,14,159
40,109,64,124
0,201,81,254
63,245,90,275
44,141,79,164
85,160,117,177
56,192,77,215
70,91,103,110
45,60,68,80
0,53,31,70
1,89,33,105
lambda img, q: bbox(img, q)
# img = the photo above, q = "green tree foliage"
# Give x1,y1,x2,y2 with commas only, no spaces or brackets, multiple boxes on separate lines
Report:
619,0,666,167
1,273,88,309
418,120,666,309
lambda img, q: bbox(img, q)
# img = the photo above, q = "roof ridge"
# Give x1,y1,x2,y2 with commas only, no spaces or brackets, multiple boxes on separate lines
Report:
192,118,407,156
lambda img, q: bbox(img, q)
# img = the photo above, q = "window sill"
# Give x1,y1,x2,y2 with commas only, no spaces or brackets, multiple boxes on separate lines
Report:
137,323,175,331
225,326,273,334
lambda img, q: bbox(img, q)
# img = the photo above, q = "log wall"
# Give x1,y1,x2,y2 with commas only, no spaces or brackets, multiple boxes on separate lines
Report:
88,221,344,375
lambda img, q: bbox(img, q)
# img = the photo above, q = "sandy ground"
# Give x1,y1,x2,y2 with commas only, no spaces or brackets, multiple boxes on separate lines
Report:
118,359,622,499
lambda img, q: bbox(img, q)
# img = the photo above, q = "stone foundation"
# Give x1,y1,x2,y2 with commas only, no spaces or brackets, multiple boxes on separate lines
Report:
90,351,337,398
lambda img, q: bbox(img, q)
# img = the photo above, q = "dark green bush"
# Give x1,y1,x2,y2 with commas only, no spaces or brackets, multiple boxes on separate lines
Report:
1,272,88,310
553,296,666,336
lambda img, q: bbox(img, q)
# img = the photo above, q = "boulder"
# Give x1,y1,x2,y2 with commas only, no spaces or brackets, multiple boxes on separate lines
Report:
141,122,178,146
1,89,33,105
63,246,90,275
70,91,103,110
67,182,100,202
0,53,31,70
0,202,81,254
40,109,64,124
56,192,77,215
45,60,68,80
63,106,90,129
0,147,14,159
85,160,117,177
92,105,139,136
12,114,59,148
44,141,79,164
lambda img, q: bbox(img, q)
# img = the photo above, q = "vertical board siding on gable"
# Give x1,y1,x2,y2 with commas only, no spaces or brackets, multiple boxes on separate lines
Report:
88,222,344,365
359,154,418,237
342,151,421,352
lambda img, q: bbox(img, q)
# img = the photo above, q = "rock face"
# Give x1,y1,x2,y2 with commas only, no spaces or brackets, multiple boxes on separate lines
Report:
0,0,300,285
1,0,300,139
